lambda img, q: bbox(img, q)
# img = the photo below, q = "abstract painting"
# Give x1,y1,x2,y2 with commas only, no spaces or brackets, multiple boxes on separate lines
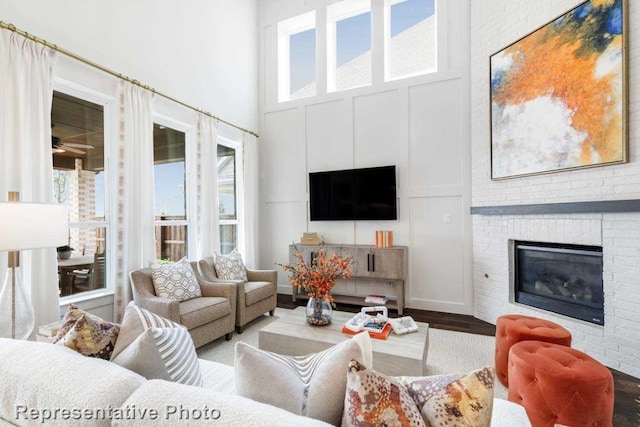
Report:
490,0,626,179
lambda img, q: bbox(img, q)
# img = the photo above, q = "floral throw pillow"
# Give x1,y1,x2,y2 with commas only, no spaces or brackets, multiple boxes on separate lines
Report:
343,360,426,427
150,257,202,302
53,304,120,360
214,248,248,281
397,366,495,427
343,361,495,427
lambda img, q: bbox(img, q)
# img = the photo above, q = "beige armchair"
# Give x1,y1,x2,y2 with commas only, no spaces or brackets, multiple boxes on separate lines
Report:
129,262,236,348
199,257,277,334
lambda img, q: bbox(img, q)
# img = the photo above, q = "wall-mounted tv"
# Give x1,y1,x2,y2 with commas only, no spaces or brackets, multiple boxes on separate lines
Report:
309,165,397,221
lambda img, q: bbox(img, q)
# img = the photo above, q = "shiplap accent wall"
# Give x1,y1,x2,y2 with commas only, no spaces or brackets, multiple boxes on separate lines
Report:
258,0,474,314
471,0,640,377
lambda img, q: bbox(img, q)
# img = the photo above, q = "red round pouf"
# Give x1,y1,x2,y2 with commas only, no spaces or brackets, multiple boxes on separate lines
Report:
508,340,614,427
495,314,572,387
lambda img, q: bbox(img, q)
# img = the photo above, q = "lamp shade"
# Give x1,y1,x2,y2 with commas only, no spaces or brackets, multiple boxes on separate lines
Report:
0,202,68,251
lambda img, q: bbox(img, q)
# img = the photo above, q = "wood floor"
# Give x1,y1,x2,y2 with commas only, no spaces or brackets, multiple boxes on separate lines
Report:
277,295,639,427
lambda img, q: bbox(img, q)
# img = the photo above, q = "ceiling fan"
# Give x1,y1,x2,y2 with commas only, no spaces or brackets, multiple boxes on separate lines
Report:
51,135,96,155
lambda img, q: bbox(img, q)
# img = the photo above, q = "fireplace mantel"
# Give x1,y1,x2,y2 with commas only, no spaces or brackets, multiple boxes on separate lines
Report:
471,199,640,216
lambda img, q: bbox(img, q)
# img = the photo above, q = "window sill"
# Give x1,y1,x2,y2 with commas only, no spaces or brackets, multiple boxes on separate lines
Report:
60,289,115,306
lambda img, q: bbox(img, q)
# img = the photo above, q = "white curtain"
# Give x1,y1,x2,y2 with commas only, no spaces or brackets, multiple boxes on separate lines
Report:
114,81,155,322
194,114,220,259
0,28,59,332
242,133,259,268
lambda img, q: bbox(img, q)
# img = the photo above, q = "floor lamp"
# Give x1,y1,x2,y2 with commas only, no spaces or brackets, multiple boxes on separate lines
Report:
0,192,68,339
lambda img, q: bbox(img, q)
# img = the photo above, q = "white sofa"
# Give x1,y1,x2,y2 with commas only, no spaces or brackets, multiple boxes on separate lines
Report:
0,338,531,426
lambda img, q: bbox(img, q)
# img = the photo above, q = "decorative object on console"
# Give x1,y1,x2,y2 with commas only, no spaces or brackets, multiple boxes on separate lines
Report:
278,245,354,326
234,333,371,426
213,248,248,281
111,302,203,386
0,191,68,340
365,294,388,304
53,304,120,360
343,360,496,427
374,230,393,248
150,257,202,302
300,231,321,245
490,0,626,179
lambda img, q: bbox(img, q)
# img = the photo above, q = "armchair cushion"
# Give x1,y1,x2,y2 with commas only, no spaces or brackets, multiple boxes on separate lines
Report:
150,258,202,302
245,281,275,306
214,249,248,281
179,297,232,330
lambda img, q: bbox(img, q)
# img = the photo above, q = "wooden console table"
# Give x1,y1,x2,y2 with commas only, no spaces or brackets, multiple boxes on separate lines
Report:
289,243,408,314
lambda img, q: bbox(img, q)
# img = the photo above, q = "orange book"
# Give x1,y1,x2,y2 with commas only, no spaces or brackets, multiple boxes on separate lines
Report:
342,323,392,340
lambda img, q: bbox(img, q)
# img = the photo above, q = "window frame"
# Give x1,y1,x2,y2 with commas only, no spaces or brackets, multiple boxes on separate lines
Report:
383,0,438,82
53,78,116,304
277,10,317,102
152,114,196,261
326,0,372,93
217,136,244,256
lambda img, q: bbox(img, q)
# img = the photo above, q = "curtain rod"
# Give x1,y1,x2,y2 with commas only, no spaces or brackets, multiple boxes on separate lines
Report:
0,21,259,138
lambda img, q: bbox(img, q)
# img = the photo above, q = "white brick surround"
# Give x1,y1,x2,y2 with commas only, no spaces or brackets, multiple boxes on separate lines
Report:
471,0,640,377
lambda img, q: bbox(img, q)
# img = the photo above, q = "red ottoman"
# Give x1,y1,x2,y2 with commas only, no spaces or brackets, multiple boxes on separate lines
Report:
495,314,571,387
508,341,614,427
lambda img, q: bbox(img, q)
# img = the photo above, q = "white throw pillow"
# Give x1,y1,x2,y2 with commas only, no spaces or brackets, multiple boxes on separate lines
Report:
214,249,248,281
111,302,203,387
234,334,370,426
150,257,202,302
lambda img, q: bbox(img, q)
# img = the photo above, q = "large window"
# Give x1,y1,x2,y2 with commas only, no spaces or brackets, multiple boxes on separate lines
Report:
385,0,437,81
278,11,317,102
153,123,188,262
52,91,108,298
327,1,372,92
217,139,242,255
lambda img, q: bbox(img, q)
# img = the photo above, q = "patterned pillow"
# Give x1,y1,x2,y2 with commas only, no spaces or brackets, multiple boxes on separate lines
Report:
343,361,496,427
150,257,202,302
110,302,203,386
214,249,248,281
53,304,120,360
344,360,426,427
234,334,370,426
398,366,495,427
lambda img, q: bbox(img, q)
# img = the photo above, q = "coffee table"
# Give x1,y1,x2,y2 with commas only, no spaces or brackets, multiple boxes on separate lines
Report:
259,307,429,376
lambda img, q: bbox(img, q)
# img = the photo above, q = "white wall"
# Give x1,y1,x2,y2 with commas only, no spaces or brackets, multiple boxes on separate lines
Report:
470,0,640,377
0,0,258,131
258,0,473,314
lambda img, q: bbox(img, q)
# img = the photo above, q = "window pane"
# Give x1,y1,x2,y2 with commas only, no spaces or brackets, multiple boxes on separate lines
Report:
217,145,236,220
58,228,106,297
289,28,317,100
155,225,187,262
220,224,237,255
154,124,186,219
335,11,372,91
52,92,105,222
387,0,436,80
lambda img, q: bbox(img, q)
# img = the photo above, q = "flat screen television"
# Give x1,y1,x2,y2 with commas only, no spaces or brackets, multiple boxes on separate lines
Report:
309,165,397,221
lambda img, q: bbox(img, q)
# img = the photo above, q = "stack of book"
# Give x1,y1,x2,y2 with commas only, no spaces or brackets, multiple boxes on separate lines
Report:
300,232,320,245
365,294,388,304
374,230,393,247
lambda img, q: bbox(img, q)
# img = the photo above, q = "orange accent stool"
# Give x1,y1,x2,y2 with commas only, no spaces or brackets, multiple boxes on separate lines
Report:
508,341,614,427
495,314,571,387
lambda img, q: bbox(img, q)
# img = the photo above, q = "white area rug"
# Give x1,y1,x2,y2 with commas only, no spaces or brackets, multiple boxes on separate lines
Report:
197,308,508,399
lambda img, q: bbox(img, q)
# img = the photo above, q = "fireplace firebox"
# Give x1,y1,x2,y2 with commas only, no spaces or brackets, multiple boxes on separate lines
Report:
514,241,604,325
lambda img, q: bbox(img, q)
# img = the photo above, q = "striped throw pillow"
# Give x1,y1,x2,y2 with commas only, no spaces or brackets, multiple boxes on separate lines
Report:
111,302,203,386
234,335,369,426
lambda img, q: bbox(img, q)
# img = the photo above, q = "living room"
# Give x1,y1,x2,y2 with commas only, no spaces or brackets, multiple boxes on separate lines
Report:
1,0,638,426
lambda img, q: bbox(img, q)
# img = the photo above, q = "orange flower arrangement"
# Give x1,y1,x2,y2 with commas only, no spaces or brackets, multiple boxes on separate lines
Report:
278,246,354,303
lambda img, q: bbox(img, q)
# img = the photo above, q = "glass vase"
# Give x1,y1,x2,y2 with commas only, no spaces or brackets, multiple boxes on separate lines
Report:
0,266,35,339
305,296,332,326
